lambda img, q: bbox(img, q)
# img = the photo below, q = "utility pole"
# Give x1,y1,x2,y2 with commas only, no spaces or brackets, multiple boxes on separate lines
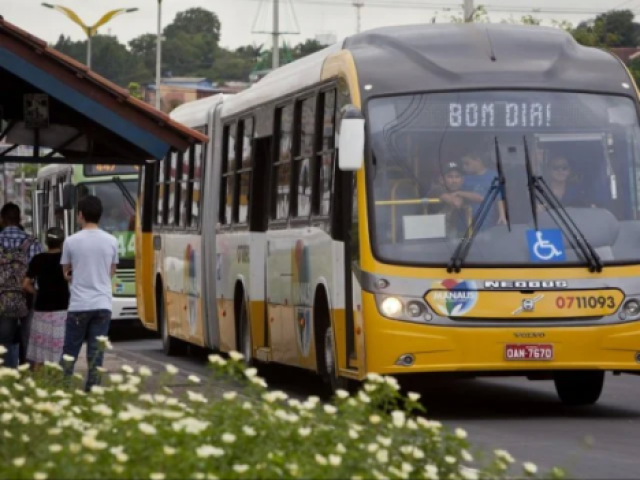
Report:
156,0,162,110
353,0,364,34
272,0,280,69
463,0,474,22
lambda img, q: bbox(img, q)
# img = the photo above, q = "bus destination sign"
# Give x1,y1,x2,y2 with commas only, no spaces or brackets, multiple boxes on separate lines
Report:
84,164,140,176
449,102,552,129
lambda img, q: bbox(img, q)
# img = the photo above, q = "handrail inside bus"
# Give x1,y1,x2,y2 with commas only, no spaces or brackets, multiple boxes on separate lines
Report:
375,198,441,206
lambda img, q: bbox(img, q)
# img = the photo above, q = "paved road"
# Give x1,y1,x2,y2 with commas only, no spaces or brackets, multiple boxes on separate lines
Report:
112,328,640,479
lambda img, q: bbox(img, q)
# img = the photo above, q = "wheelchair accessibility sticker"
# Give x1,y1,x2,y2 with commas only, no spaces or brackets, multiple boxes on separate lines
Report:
527,229,566,262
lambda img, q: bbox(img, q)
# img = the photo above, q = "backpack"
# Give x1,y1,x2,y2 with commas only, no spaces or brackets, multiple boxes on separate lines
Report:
0,238,33,318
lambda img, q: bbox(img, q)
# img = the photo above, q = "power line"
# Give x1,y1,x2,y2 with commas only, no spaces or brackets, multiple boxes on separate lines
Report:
238,0,640,15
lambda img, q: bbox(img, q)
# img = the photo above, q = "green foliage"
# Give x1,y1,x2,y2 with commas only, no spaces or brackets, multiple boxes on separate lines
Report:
50,7,326,88
127,82,143,100
0,347,567,480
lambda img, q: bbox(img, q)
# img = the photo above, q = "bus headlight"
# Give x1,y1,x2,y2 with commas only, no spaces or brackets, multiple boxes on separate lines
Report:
380,297,403,318
619,297,640,322
375,295,431,323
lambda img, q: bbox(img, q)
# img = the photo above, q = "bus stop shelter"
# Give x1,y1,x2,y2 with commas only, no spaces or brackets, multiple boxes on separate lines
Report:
0,15,207,167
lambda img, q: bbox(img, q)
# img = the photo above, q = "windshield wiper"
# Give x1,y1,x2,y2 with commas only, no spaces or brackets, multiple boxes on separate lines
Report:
522,137,602,273
113,176,136,211
448,137,508,273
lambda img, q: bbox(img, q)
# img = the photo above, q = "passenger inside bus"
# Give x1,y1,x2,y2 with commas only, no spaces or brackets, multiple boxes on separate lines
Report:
428,161,469,237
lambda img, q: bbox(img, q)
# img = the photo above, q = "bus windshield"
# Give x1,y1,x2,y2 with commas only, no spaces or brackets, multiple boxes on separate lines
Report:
77,180,137,259
367,91,640,267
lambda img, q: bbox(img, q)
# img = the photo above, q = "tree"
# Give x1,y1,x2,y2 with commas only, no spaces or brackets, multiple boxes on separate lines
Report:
572,10,640,48
128,82,143,100
292,39,326,59
163,7,221,43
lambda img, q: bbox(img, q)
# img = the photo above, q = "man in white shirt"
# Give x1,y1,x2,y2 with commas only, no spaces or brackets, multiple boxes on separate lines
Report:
60,195,118,392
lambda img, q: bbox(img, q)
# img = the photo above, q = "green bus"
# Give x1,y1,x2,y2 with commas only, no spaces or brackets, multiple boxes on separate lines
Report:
33,163,139,323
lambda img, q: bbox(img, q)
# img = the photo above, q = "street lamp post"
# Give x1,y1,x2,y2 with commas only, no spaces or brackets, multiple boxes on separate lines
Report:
156,0,162,110
41,4,139,69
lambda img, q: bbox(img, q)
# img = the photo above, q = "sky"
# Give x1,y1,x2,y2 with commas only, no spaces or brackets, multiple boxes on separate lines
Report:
1,0,637,50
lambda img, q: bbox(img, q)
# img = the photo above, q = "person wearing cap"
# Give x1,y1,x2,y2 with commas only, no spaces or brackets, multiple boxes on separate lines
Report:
429,161,469,237
22,227,69,369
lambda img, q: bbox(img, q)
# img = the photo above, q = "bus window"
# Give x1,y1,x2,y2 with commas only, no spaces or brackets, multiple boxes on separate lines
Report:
294,96,315,218
273,105,293,221
168,152,178,226
317,90,336,217
238,118,253,224
220,123,236,225
368,91,640,265
191,143,203,228
178,151,188,228
155,157,165,225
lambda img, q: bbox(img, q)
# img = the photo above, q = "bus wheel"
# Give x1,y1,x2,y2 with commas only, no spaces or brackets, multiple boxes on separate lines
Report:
321,325,349,393
553,371,604,406
158,292,187,357
238,298,253,366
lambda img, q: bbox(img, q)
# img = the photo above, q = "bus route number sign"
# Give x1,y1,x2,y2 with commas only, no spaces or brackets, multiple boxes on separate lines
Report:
84,164,140,176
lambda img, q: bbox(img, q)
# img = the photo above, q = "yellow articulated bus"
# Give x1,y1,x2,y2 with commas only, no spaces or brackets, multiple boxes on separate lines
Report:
137,23,640,405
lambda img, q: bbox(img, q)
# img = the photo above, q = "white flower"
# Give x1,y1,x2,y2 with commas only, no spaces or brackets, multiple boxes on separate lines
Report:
92,404,113,417
116,453,129,463
221,433,236,444
402,462,414,474
368,443,379,453
406,419,417,430
462,449,473,462
523,462,538,475
34,473,47,480
48,428,62,436
384,375,400,390
324,405,337,415
139,366,152,377
263,392,278,403
139,423,157,435
335,389,349,399
366,373,384,383
364,383,378,393
233,465,249,474
163,446,176,455
229,351,244,361
315,454,328,466
0,345,6,355
369,414,382,424
48,444,63,453
391,410,406,428
348,428,359,440
336,443,347,454
18,364,29,372
376,449,389,464
165,364,178,375
377,435,392,447
455,428,468,439
187,391,207,403
121,365,134,374
150,474,165,480
62,354,75,362
494,449,515,464
413,448,425,460
223,391,237,401
250,377,267,388
424,465,439,480
188,375,201,384
208,354,227,366
243,426,257,437
81,435,108,450
96,335,109,344
408,392,421,402
244,367,258,379
196,445,225,458
358,392,371,404
298,427,312,437
460,466,479,480
445,455,457,464
91,386,105,395
109,374,124,384
328,454,342,466
12,457,25,467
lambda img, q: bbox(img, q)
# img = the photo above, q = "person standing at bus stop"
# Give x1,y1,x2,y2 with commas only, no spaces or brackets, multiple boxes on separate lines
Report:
0,203,42,368
60,195,118,391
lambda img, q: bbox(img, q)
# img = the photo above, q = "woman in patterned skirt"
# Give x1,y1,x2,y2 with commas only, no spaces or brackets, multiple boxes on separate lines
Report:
22,227,69,369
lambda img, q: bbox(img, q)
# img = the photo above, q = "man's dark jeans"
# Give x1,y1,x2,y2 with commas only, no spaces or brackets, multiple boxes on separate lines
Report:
0,317,20,368
61,310,111,391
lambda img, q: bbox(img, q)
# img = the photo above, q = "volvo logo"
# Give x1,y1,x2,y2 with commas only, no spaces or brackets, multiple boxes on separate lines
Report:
485,280,568,289
514,332,545,338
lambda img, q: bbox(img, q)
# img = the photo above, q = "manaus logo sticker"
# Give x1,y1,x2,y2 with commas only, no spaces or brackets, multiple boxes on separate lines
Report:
429,279,479,316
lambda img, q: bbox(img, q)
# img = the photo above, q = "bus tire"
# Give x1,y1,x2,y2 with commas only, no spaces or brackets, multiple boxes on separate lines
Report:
238,297,254,366
315,291,348,393
553,371,604,406
156,280,187,357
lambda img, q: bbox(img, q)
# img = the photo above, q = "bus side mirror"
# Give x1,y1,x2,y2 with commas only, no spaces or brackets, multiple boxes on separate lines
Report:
338,105,365,171
62,184,76,210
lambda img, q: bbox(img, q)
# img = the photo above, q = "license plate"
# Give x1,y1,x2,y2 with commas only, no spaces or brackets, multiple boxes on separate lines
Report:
505,344,553,361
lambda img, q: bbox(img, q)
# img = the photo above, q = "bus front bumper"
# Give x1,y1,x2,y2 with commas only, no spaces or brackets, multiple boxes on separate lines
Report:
111,296,138,321
363,297,640,375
